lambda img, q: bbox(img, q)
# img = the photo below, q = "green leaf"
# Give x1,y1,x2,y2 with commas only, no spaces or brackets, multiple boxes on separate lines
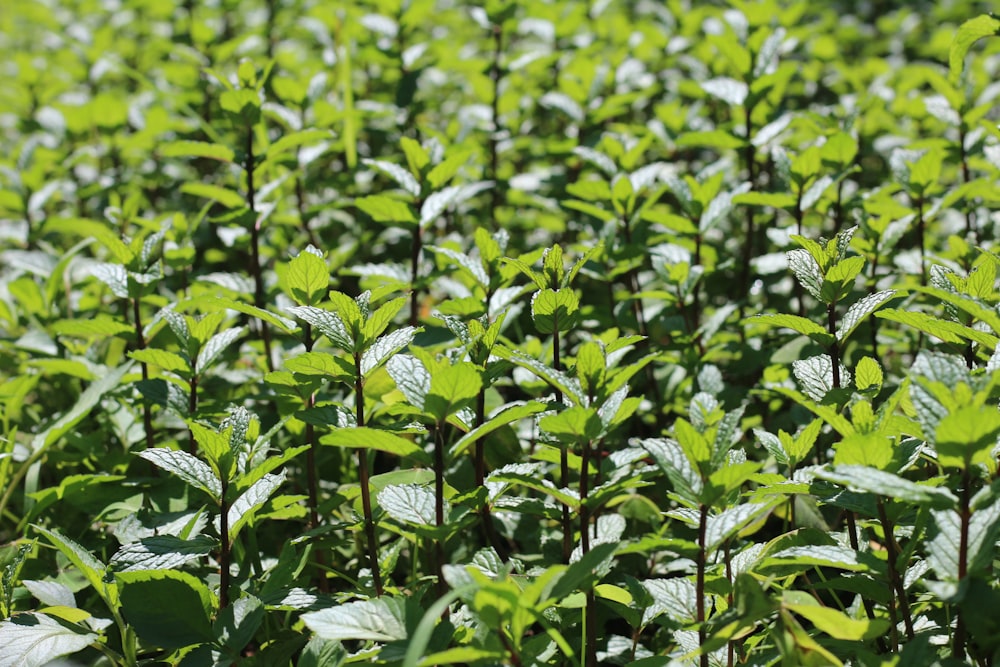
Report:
950,15,1000,83
228,472,286,540
449,402,547,458
787,249,823,301
0,613,97,667
302,597,408,642
784,602,890,641
936,406,1000,469
400,137,430,176
197,326,244,372
287,249,330,306
321,427,422,459
180,183,245,209
355,195,417,224
378,484,441,527
815,466,956,508
137,448,221,500
540,406,603,443
549,542,617,600
287,305,352,350
363,159,421,197
426,150,472,190
854,357,883,392
746,313,834,346
211,297,298,333
264,129,333,161
117,569,215,649
32,527,106,600
837,290,897,342
821,256,865,302
832,433,893,470
425,363,482,421
531,288,579,334
51,316,133,338
159,140,234,163
875,309,997,347
110,535,216,572
361,326,417,377
214,595,264,654
732,192,796,209
130,349,190,375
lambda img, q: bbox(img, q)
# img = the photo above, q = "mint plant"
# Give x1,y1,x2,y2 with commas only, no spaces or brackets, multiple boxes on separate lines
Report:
5,4,1000,667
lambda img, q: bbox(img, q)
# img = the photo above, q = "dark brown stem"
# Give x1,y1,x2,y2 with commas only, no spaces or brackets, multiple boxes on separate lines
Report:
132,296,155,452
955,468,971,660
188,372,198,454
434,424,447,601
876,498,914,643
581,438,595,667
553,325,572,564
827,302,840,389
218,478,231,608
697,503,709,667
355,353,382,596
410,225,423,327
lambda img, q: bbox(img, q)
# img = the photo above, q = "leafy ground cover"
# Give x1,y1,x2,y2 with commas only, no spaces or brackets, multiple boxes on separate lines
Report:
3,1,1000,665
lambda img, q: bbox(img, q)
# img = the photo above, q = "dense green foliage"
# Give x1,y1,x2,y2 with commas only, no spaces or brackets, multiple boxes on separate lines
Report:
3,1,1000,665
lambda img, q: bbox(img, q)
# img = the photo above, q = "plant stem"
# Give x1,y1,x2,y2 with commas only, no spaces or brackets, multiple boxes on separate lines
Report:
738,101,757,315
188,370,198,454
245,126,274,372
409,207,423,327
355,352,383,596
553,323,572,564
697,503,709,667
219,477,231,608
581,437,596,667
876,498,914,644
131,296,155,452
827,302,840,389
303,324,329,592
434,423,447,601
954,468,971,661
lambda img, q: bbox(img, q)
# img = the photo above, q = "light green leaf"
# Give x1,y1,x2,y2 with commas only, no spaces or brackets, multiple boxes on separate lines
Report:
287,249,329,306
130,349,190,375
355,195,416,224
785,602,889,641
264,129,333,161
831,433,893,470
0,613,97,667
642,577,698,625
159,140,234,163
950,15,1000,83
302,597,408,642
746,313,834,346
854,357,883,392
51,316,133,338
449,402,547,458
531,288,579,334
425,363,482,421
540,406,603,443
321,427,422,458
180,183,245,209
935,406,1000,469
